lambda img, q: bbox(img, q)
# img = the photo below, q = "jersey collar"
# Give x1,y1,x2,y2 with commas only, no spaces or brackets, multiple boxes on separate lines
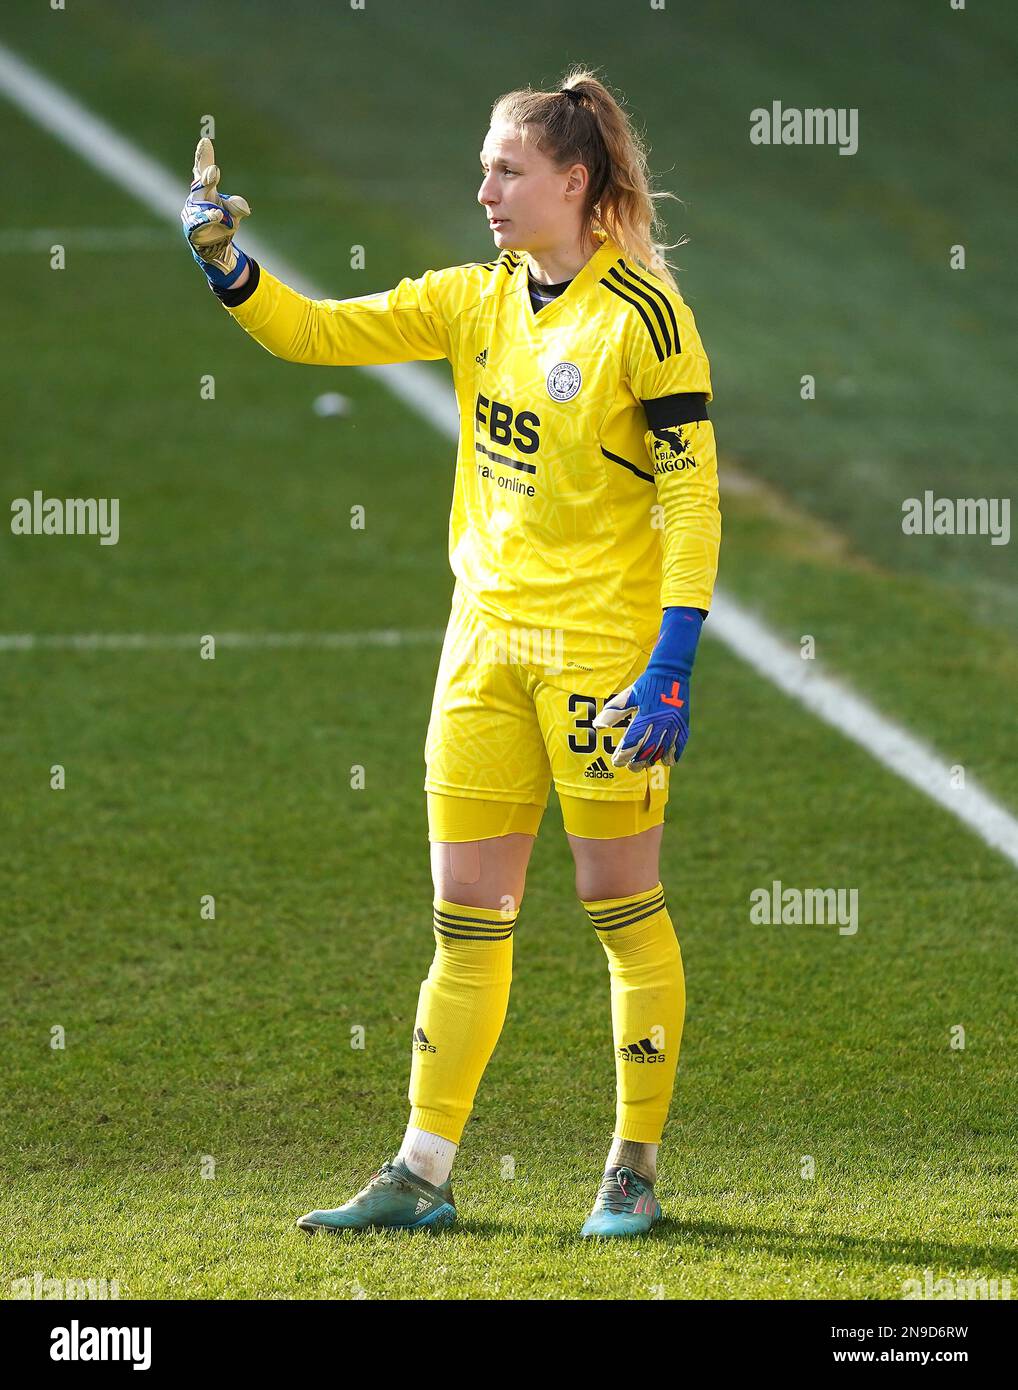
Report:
518,233,621,327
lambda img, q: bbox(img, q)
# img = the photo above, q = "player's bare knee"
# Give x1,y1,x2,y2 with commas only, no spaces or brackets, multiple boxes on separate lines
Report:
431,835,530,911
574,865,658,903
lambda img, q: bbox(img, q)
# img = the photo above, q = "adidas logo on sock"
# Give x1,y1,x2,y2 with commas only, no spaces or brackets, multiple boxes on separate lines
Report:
584,755,614,779
617,1037,666,1063
474,347,488,366
413,1027,436,1054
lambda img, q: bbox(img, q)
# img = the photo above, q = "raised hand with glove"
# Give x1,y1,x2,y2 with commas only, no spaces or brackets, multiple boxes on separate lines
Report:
181,137,251,290
593,606,705,769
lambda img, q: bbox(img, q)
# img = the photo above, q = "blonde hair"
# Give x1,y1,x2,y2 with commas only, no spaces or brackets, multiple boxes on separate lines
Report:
491,66,684,290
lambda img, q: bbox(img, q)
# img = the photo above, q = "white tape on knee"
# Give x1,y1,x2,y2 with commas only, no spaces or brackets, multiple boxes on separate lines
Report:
447,840,482,885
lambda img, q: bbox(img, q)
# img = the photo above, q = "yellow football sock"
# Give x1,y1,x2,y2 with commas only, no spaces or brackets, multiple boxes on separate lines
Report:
408,897,517,1144
582,882,685,1144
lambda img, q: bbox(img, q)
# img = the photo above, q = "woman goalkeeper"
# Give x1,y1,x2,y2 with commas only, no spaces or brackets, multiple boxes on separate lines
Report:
182,68,721,1239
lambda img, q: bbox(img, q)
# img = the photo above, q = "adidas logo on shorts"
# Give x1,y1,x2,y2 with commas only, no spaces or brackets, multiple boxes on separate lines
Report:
474,347,488,366
584,756,614,780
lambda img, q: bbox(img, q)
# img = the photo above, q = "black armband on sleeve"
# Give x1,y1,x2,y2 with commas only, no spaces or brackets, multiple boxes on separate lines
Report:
642,392,709,430
212,257,261,307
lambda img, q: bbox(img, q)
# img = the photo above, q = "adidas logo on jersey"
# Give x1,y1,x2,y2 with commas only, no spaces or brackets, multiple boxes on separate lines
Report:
584,756,614,780
618,1037,666,1063
474,347,488,366
413,1027,436,1053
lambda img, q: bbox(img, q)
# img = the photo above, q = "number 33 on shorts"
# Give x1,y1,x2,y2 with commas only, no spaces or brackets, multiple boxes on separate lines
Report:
593,673,690,770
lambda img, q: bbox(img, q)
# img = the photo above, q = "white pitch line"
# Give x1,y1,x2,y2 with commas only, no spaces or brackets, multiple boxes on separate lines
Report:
0,42,457,440
0,226,174,252
2,38,1016,870
708,595,1018,866
0,630,446,652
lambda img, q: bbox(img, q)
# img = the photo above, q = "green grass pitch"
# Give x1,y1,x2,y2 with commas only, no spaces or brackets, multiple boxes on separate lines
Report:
1,0,1015,1299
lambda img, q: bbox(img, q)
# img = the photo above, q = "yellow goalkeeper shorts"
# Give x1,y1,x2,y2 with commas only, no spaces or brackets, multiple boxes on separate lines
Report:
424,587,669,841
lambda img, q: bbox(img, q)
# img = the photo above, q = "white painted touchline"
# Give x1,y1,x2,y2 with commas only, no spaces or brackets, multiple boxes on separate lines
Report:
0,42,457,439
708,594,1018,866
1,38,1016,870
0,630,445,651
0,226,175,252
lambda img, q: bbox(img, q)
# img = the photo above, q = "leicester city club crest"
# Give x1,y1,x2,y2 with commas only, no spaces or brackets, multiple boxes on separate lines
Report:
546,361,581,402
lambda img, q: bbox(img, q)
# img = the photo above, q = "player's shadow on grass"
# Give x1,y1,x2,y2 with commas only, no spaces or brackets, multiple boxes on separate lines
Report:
456,1216,1017,1273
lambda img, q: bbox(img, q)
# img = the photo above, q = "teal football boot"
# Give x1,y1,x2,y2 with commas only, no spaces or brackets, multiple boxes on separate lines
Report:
580,1166,662,1238
296,1159,456,1235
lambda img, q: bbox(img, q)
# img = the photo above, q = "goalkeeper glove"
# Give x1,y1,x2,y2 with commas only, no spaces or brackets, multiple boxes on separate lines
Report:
181,137,251,289
593,606,704,769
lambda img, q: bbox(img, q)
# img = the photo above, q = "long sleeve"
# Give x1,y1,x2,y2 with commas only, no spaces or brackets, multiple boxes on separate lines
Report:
216,258,452,366
643,394,721,612
624,290,722,613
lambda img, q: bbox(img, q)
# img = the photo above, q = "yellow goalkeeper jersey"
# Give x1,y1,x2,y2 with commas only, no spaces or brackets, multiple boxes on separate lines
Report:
219,231,720,691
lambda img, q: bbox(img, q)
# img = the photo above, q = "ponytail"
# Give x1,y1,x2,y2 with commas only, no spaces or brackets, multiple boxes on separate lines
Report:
491,66,684,289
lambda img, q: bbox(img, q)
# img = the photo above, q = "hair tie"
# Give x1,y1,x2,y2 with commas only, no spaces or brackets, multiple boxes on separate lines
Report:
561,87,583,105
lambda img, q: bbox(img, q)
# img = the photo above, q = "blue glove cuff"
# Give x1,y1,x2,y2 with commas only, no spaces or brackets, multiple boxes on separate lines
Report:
188,241,249,290
645,605,704,679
